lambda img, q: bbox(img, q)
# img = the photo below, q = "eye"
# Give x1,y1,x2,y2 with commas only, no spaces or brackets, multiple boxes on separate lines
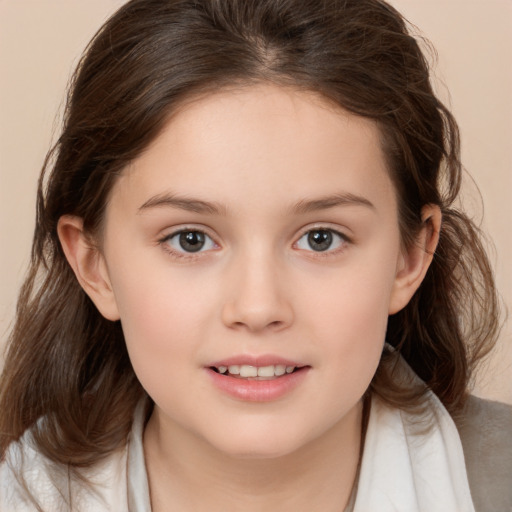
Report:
163,230,217,254
295,228,347,253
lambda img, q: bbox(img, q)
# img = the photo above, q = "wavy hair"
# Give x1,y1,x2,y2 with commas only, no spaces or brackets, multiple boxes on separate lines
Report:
0,0,500,467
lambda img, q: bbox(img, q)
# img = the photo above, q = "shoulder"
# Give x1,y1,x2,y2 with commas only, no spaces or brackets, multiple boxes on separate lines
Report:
454,395,512,512
0,427,130,512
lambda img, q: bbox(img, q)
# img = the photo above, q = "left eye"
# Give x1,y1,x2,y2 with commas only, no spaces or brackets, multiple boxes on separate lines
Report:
295,229,346,252
164,230,216,253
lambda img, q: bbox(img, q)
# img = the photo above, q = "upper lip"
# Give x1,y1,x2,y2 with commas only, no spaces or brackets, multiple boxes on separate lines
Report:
208,354,306,368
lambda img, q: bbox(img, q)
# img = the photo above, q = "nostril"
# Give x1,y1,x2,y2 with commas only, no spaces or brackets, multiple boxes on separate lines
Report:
221,295,294,332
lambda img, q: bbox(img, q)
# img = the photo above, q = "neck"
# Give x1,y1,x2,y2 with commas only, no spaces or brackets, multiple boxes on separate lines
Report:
144,400,365,512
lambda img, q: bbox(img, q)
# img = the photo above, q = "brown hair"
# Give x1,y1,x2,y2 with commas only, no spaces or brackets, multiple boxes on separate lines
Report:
0,0,500,468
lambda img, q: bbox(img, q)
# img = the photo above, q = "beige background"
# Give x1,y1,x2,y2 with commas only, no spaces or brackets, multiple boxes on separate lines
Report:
1,1,511,403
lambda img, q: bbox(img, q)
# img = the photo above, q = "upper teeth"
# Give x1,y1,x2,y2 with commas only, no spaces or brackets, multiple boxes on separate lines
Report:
216,365,296,377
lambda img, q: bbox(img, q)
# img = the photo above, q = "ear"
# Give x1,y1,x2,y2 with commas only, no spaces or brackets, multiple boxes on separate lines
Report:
57,215,120,321
388,205,442,315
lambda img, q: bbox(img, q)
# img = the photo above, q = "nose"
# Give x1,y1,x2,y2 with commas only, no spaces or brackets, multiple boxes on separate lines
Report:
221,252,294,333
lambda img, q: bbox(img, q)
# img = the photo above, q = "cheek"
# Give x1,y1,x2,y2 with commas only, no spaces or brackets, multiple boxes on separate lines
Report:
305,257,396,339
299,253,399,384
314,288,388,380
106,257,217,383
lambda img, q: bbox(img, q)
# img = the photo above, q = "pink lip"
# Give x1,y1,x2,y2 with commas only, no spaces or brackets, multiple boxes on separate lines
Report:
205,354,310,402
208,354,305,368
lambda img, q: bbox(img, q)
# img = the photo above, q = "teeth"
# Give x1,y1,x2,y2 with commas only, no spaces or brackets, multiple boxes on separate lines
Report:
275,365,286,376
240,365,258,377
217,364,298,377
257,365,275,377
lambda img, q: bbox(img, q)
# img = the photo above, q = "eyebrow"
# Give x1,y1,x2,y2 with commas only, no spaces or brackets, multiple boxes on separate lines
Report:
138,191,375,216
138,193,227,215
291,193,376,214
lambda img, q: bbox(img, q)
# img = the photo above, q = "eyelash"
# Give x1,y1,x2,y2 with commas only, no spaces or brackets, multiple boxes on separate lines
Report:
158,226,351,259
294,227,351,257
158,227,219,260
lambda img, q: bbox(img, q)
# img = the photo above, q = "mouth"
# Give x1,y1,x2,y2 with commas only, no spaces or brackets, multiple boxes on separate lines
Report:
206,359,310,401
209,364,304,380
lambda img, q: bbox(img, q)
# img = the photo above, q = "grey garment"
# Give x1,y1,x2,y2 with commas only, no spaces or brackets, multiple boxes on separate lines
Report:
454,395,512,512
342,396,512,512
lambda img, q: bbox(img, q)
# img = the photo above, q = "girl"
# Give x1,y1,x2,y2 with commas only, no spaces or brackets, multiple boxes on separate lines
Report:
0,0,510,510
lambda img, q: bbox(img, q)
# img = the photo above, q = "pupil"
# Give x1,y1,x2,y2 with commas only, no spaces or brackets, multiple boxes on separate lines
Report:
179,231,205,252
308,230,332,251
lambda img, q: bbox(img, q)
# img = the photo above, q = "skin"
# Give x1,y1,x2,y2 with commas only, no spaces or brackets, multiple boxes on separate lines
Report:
59,84,440,511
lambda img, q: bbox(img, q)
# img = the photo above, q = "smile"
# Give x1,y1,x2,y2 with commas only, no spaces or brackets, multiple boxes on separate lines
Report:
212,364,298,379
206,358,310,401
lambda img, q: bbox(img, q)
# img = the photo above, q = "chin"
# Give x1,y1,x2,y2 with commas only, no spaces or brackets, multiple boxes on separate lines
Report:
202,421,318,461
215,439,301,460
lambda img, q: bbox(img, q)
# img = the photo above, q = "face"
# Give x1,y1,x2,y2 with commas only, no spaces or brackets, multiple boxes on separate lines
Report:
94,84,409,458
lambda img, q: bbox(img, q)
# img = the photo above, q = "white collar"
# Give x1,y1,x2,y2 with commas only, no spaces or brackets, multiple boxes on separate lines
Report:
353,372,474,510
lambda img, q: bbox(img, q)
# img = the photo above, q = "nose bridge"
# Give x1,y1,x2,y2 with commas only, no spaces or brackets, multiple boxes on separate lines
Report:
221,243,293,332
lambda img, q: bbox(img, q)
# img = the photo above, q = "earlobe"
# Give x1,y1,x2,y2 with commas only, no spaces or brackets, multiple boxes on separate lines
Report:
388,205,442,315
57,215,120,321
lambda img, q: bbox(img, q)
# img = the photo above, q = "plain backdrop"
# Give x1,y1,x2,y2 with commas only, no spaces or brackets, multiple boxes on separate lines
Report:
1,0,511,403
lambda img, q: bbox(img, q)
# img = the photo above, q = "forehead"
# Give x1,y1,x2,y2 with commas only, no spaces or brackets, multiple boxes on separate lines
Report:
111,84,396,217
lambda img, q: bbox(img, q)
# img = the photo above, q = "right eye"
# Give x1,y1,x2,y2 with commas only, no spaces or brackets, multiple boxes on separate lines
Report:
162,230,217,254
295,228,348,253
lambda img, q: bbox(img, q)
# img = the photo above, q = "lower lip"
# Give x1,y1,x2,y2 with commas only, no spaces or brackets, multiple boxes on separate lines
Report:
206,367,310,402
